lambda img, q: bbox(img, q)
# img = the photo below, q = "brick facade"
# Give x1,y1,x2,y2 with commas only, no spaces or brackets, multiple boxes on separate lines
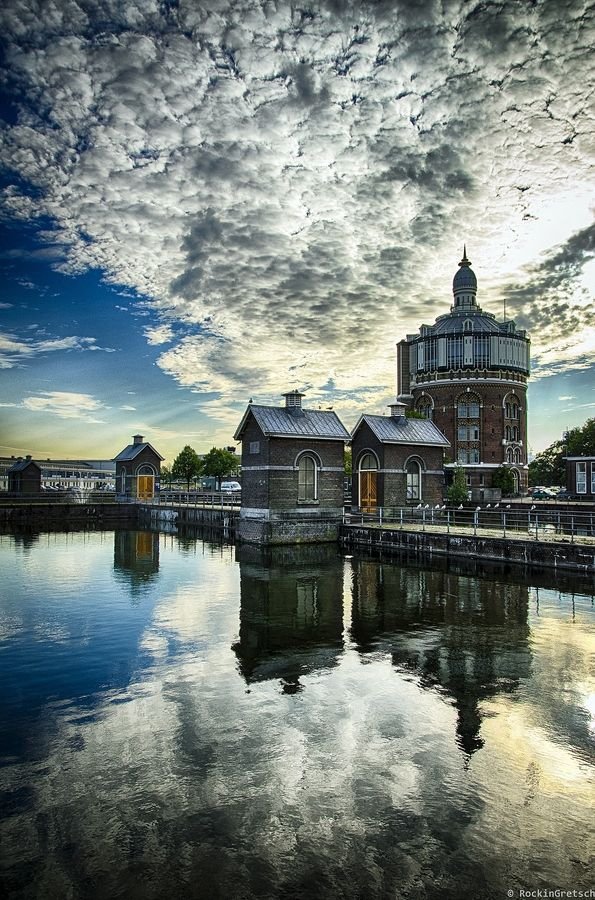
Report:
236,403,348,545
351,420,446,508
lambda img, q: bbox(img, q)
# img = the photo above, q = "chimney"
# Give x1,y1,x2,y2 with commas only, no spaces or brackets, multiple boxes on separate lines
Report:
282,390,305,417
388,400,407,419
25,455,32,460
133,434,144,445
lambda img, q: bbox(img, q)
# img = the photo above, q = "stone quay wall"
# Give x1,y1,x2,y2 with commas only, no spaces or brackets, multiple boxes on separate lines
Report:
340,524,595,574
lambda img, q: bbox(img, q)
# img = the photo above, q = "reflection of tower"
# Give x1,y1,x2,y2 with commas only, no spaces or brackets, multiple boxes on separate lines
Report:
350,556,531,757
113,530,160,595
233,543,344,691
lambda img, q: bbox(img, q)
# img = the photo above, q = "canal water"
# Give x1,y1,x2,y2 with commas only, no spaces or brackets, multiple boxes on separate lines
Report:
0,529,593,900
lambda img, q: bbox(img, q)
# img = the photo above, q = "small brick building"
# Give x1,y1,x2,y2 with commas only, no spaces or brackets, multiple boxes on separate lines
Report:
7,456,41,495
565,456,595,500
234,391,350,545
350,401,450,510
113,435,164,501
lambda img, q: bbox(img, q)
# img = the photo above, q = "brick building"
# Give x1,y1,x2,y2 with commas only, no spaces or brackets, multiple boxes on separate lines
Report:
396,249,530,496
350,401,450,510
234,391,350,545
565,456,595,500
113,435,164,501
7,456,41,495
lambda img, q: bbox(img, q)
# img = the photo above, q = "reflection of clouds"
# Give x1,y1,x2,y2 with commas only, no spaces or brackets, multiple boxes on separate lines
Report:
1,539,594,896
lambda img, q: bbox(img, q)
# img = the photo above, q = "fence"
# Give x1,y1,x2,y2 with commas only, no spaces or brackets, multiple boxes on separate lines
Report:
345,504,595,542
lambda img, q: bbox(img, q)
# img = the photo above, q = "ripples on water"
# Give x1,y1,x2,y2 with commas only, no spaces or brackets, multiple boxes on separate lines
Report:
0,529,593,900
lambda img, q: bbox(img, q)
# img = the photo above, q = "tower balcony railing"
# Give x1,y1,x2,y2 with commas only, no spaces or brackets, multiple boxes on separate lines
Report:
502,439,523,447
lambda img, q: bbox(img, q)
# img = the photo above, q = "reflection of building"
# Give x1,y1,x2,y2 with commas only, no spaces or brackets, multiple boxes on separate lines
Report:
350,556,531,756
233,543,344,691
114,435,164,501
113,530,160,592
350,401,449,510
396,250,530,497
234,391,350,545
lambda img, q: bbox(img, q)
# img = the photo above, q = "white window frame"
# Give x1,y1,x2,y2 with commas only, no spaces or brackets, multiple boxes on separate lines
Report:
576,462,587,494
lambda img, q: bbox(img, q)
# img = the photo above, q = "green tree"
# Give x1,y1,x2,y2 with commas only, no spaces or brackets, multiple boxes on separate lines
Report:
447,464,468,503
172,445,203,490
405,409,426,419
344,448,352,476
529,417,595,487
202,447,238,490
160,465,174,488
492,464,515,496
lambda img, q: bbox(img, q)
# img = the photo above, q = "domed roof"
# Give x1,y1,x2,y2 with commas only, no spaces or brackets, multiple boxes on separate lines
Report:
432,311,500,335
453,246,477,292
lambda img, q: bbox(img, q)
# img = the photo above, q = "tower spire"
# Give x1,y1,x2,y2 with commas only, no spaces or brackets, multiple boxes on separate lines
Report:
459,245,471,267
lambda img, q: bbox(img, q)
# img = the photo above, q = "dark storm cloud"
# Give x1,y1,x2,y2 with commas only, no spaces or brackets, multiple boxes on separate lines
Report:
0,0,593,412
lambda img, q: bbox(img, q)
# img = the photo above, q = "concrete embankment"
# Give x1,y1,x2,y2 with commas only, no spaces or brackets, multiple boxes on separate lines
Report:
138,503,239,533
340,523,595,574
0,501,139,529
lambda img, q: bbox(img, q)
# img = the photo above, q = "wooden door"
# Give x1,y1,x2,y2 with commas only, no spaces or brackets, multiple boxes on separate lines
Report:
137,475,154,500
360,471,377,512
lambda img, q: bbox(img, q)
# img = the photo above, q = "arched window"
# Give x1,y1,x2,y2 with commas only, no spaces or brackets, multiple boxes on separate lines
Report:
406,458,422,500
137,464,156,475
298,454,318,501
505,425,511,441
506,448,514,463
514,448,521,464
416,397,433,419
463,319,473,332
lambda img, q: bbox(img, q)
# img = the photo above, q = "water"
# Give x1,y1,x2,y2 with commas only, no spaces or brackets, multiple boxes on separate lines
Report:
0,529,593,900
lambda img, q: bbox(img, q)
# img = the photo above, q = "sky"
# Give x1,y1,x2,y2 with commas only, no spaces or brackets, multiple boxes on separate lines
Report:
0,0,594,464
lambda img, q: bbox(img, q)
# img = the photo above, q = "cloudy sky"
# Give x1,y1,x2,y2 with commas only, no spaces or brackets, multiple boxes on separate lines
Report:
0,0,594,461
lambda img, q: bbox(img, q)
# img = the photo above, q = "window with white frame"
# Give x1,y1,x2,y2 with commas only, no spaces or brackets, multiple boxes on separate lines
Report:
576,461,587,494
591,463,595,494
298,455,317,501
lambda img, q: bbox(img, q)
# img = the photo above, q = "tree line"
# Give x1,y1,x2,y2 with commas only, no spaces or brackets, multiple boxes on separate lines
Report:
529,417,595,486
161,446,238,491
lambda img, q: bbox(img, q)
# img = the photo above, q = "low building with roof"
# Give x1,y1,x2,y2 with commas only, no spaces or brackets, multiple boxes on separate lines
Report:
7,456,41,495
233,390,350,545
564,456,595,500
351,401,450,510
113,435,164,501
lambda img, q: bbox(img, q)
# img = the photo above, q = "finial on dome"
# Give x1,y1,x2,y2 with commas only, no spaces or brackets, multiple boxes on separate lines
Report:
459,245,471,267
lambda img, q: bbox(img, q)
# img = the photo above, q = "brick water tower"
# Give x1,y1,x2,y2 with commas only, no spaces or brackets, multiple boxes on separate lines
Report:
396,249,531,496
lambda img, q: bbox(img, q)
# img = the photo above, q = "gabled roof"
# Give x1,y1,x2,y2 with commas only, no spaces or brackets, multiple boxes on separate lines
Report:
234,405,350,442
352,414,450,447
8,458,41,473
113,442,165,462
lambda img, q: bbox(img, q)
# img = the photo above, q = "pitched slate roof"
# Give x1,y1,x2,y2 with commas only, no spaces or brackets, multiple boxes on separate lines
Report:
352,414,450,447
113,442,165,462
234,405,350,441
8,458,41,473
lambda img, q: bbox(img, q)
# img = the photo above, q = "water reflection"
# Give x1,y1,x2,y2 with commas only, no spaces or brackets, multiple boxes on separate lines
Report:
233,544,344,692
0,530,593,899
113,529,160,594
350,557,531,757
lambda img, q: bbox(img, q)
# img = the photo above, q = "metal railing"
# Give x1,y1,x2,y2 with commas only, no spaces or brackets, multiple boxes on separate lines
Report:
344,504,595,543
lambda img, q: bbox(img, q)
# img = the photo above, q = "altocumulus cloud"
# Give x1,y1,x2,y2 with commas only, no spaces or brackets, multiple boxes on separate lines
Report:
22,391,107,422
0,330,113,368
1,0,594,416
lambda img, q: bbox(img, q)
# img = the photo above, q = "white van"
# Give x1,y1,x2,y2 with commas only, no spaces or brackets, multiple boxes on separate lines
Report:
220,481,241,492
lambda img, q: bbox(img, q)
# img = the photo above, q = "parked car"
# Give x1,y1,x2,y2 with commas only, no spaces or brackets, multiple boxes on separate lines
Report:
532,489,556,500
220,481,241,492
555,489,580,501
